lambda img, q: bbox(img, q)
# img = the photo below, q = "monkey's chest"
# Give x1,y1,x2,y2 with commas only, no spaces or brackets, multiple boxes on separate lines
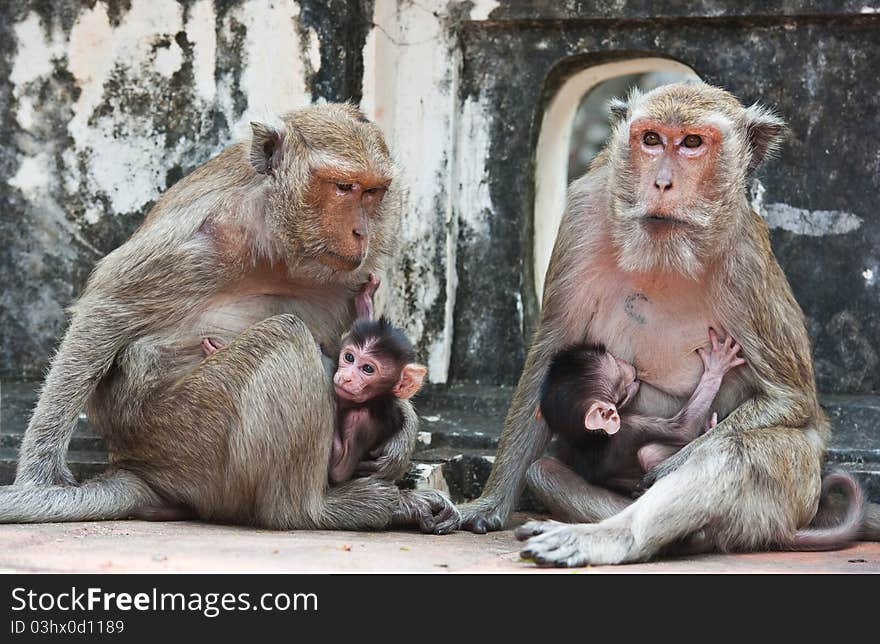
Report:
586,286,721,399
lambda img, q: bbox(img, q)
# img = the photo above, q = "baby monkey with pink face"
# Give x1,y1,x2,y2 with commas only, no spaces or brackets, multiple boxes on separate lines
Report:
539,330,745,493
202,275,426,485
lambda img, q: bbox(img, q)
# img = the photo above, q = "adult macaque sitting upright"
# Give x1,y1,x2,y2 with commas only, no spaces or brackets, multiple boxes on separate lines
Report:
447,83,879,562
1,103,457,533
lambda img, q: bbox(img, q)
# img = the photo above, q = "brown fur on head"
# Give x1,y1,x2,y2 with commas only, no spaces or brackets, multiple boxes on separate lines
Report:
248,103,400,282
600,82,786,279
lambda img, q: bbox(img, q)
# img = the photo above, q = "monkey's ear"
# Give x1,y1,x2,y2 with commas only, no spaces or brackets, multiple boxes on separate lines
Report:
743,104,787,171
608,97,629,124
250,122,284,175
585,401,620,435
392,363,427,399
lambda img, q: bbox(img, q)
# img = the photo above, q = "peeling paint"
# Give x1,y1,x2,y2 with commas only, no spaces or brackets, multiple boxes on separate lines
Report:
469,0,500,21
763,202,863,236
230,0,312,133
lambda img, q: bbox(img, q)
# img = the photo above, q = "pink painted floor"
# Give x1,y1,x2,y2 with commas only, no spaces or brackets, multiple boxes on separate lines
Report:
1,516,877,573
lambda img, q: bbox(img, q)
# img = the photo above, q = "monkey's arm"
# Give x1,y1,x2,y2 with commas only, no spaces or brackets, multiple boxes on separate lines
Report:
15,300,128,486
452,195,596,533
641,234,822,488
355,400,418,481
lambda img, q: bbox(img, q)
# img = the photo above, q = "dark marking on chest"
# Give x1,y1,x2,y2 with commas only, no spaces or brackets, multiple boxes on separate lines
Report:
624,292,650,325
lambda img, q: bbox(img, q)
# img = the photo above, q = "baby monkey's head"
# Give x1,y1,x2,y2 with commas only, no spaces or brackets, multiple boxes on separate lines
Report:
539,343,639,439
334,316,427,404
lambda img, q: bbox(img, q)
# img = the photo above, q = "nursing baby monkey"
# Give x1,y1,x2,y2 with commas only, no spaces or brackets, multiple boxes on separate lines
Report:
202,274,427,485
539,329,743,492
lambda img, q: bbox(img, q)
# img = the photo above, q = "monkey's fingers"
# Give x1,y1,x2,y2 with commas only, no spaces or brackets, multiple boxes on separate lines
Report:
708,327,720,351
697,347,709,367
354,460,380,475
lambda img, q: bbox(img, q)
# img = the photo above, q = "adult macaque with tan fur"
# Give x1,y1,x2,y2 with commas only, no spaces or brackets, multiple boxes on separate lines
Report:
446,83,878,562
1,103,457,533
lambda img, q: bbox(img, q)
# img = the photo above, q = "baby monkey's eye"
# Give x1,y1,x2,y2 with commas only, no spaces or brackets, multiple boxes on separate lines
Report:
343,352,355,363
643,132,661,146
335,182,354,192
682,134,702,148
362,364,375,374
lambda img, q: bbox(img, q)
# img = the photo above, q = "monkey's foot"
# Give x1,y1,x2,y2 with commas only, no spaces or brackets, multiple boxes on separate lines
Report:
452,498,510,534
515,519,638,567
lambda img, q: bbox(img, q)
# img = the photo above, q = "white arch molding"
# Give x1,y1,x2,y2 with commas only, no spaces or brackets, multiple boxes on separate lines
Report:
532,58,700,301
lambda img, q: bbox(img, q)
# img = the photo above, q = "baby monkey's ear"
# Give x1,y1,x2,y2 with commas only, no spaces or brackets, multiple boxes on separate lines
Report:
585,401,620,435
392,363,427,399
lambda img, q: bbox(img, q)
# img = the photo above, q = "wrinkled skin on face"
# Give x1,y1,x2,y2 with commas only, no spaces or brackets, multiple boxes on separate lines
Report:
307,173,390,271
627,118,722,230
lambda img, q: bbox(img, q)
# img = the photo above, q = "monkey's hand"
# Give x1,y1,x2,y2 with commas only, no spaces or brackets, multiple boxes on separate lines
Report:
698,329,746,379
449,497,510,534
702,412,718,435
14,456,77,487
354,445,406,480
393,489,460,535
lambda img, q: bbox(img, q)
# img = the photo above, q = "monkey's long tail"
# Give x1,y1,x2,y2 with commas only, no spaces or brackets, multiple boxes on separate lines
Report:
0,470,160,523
862,503,880,541
789,471,865,551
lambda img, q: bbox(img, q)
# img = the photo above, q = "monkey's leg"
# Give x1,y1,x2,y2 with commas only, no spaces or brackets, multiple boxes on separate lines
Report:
353,400,419,481
175,314,452,533
0,470,163,523
525,457,631,523
517,427,821,566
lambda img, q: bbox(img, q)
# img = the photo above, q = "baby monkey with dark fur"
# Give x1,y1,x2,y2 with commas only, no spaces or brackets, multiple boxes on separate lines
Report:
203,274,427,485
328,275,426,483
539,329,743,493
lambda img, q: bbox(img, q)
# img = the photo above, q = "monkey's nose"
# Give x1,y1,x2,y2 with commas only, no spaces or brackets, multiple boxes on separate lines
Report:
654,178,673,193
353,227,365,238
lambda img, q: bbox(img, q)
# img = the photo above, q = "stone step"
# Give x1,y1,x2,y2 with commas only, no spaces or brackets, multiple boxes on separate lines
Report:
2,381,879,506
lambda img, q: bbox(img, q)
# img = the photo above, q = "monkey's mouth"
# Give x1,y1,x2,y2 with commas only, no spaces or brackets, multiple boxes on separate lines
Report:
335,383,365,402
643,213,689,226
320,251,364,271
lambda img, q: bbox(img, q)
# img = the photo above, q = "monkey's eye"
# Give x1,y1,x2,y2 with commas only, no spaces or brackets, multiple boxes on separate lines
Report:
362,364,375,374
343,352,355,363
364,186,384,196
643,132,661,146
682,134,702,148
335,183,354,192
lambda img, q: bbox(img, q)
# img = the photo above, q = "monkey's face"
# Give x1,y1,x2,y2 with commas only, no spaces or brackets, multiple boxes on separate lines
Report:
305,172,391,272
334,343,398,403
600,353,640,410
625,118,722,229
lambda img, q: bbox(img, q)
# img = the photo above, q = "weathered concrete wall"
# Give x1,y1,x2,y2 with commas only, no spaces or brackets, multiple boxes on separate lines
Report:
0,0,357,377
451,4,880,391
2,0,878,395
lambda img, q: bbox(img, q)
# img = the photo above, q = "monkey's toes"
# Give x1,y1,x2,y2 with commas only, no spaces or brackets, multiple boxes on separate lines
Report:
514,519,563,541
